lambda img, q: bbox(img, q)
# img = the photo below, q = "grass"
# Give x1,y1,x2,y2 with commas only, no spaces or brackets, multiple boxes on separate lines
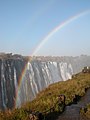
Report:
80,104,90,119
0,72,90,120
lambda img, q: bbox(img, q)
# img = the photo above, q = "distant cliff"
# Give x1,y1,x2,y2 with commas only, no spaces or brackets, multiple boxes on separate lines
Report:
0,54,90,110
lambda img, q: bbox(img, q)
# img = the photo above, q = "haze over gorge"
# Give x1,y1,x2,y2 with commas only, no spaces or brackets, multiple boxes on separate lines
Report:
0,53,90,110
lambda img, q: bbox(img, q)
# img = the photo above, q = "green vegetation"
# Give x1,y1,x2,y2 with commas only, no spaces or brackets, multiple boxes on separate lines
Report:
80,104,90,119
0,73,90,120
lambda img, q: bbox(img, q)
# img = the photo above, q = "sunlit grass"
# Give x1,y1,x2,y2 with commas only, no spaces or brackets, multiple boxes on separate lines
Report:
80,104,90,119
0,72,90,120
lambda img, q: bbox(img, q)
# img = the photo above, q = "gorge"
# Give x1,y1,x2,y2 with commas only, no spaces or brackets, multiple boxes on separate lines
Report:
0,54,90,110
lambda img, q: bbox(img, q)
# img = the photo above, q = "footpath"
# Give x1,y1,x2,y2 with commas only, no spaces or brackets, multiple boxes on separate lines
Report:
57,89,90,120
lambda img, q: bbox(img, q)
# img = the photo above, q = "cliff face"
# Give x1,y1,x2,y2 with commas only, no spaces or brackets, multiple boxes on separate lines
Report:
0,54,90,110
0,58,27,110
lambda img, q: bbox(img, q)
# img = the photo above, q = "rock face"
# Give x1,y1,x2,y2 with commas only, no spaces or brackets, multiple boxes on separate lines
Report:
0,57,27,110
0,54,90,110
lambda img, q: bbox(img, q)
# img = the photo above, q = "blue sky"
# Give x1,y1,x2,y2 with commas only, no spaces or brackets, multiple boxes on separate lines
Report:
0,0,90,56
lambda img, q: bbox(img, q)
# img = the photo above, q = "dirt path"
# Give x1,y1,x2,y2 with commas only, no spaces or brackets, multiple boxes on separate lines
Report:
57,89,90,120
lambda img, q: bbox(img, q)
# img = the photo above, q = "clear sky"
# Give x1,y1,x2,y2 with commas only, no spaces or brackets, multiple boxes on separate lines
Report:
0,0,90,56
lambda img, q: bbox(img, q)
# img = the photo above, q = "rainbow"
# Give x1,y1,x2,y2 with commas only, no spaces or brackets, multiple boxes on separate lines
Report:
15,9,90,108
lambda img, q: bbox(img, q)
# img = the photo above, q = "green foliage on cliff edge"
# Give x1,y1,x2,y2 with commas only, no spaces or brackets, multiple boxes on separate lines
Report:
0,73,90,120
80,104,90,119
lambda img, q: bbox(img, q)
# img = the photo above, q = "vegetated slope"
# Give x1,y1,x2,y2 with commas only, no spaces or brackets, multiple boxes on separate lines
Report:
80,103,90,119
27,73,90,111
0,73,90,120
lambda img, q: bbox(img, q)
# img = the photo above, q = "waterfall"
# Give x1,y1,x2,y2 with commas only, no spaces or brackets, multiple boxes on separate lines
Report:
0,55,90,110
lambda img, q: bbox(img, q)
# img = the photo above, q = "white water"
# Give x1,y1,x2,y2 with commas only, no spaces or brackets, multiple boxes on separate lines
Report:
0,55,90,109
16,61,73,107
